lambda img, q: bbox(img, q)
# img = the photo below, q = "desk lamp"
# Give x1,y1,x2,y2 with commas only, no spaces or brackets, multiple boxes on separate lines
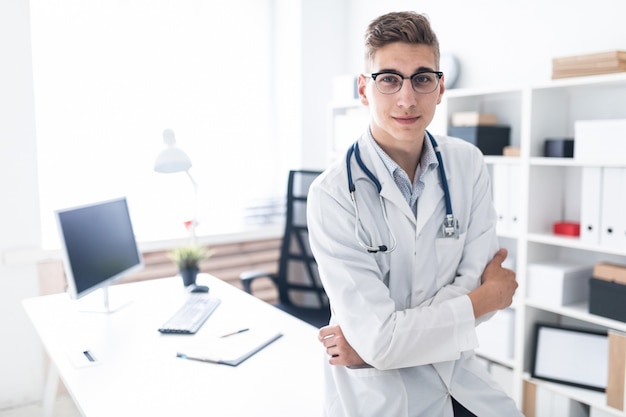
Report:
154,129,199,242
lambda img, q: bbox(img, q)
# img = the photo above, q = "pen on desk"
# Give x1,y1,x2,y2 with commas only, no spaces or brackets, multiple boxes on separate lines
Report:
220,328,249,338
176,352,221,364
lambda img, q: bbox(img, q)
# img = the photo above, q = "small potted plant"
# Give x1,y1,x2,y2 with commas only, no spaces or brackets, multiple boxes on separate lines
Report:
168,245,214,287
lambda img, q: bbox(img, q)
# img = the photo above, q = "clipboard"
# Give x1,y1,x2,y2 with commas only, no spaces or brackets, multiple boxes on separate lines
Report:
177,328,283,367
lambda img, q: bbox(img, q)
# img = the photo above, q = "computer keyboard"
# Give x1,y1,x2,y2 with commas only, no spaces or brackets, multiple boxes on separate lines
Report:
158,294,221,334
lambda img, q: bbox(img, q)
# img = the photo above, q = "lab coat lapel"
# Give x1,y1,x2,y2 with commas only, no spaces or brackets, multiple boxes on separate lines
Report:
379,179,416,223
415,168,445,236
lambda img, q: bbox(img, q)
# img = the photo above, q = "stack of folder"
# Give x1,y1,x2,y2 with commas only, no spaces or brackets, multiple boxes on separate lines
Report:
552,50,626,79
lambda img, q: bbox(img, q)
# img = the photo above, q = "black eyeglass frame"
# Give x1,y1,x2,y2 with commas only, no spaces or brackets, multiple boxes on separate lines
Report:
368,70,444,94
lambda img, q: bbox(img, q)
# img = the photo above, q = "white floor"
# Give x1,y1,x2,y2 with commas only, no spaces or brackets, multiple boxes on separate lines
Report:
0,395,80,417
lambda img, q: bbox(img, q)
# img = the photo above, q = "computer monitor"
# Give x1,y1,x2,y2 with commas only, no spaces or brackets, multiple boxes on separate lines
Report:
55,197,144,312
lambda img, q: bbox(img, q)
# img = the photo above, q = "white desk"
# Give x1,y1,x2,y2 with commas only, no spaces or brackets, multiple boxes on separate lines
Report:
22,274,324,417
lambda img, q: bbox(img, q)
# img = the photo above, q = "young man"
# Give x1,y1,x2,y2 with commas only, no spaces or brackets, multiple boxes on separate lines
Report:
307,11,522,417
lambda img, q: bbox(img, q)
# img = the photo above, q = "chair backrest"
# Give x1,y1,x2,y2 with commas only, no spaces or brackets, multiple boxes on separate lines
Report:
276,170,329,310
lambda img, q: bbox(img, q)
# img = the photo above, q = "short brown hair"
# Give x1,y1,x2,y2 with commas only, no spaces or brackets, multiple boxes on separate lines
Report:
364,11,440,71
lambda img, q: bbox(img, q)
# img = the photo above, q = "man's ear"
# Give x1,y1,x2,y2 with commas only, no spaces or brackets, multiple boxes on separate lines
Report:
357,74,369,105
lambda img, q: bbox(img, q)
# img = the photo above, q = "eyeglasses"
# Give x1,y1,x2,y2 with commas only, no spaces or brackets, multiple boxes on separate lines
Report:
367,70,443,95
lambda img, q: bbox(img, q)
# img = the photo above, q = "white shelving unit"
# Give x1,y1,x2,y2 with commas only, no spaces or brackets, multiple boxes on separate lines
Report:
442,73,626,416
328,72,626,416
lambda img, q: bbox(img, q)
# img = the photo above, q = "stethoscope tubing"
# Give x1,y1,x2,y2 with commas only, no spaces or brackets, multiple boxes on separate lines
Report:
346,130,456,253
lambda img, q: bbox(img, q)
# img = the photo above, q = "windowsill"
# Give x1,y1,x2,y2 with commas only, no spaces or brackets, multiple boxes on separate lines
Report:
139,221,284,252
2,222,283,266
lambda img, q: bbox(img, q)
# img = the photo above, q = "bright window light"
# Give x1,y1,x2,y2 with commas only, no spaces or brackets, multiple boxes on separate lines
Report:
30,0,285,248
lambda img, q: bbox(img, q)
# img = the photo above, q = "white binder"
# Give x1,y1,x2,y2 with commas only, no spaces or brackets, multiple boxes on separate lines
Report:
579,167,603,245
492,164,510,233
600,167,623,249
618,168,626,248
508,164,521,234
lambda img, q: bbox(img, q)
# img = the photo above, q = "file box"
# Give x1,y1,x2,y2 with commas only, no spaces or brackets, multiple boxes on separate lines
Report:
589,278,626,322
526,262,593,306
448,125,510,155
574,119,626,164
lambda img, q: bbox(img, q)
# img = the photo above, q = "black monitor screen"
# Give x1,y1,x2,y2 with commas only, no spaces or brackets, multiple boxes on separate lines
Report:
56,197,144,299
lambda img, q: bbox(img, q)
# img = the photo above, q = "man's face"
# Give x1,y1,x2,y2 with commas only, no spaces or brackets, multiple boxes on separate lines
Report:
358,42,444,148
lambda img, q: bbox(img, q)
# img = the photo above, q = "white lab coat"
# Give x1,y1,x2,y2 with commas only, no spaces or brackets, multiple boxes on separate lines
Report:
307,132,522,417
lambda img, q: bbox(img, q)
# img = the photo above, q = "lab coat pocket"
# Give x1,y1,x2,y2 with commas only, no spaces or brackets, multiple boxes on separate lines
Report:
333,367,407,417
434,232,466,287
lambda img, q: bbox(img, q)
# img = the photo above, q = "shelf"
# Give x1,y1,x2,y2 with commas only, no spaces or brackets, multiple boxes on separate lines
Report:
439,72,626,415
530,157,626,168
444,85,524,98
484,156,521,165
525,300,626,333
524,376,624,416
527,233,626,256
531,71,626,90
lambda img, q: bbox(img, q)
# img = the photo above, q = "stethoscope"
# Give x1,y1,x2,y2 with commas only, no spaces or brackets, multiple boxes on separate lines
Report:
346,130,459,254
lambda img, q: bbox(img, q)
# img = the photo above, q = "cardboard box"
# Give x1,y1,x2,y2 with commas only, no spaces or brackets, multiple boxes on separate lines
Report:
574,119,626,164
594,262,626,285
526,262,593,306
589,278,626,322
448,125,510,155
606,330,626,411
451,112,498,126
552,50,626,79
503,146,520,157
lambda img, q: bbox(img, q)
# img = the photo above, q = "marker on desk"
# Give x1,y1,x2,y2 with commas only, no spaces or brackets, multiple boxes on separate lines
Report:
220,328,249,338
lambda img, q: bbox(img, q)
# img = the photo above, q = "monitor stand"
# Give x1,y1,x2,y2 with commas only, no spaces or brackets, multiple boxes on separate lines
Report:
74,286,133,314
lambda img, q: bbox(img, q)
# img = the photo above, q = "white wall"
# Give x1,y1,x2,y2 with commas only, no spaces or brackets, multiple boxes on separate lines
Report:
345,0,626,89
0,0,45,408
300,0,350,169
2,0,626,409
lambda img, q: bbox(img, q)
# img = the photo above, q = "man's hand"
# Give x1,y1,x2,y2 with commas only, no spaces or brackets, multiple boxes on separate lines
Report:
468,248,518,318
319,324,368,367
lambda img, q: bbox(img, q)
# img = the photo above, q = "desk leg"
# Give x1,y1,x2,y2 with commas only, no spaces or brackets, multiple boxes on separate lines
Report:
42,362,59,417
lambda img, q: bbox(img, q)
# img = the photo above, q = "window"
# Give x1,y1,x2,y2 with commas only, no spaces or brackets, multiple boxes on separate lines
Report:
30,0,285,248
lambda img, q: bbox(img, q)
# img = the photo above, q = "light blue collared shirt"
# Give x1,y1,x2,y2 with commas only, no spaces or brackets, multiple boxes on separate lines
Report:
366,129,439,216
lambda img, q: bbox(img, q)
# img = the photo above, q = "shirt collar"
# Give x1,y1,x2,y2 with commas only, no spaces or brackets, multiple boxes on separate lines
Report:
366,128,439,181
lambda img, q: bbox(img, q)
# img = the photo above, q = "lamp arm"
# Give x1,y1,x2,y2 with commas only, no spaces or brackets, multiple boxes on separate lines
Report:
185,170,199,245
185,170,198,189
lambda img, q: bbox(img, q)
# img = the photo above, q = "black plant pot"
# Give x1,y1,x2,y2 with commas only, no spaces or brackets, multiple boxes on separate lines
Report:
179,267,199,287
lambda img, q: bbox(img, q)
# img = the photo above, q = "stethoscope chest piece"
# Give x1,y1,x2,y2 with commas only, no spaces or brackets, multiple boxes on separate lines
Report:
442,214,460,239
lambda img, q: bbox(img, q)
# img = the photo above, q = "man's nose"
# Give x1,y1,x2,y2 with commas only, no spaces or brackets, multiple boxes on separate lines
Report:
396,79,417,107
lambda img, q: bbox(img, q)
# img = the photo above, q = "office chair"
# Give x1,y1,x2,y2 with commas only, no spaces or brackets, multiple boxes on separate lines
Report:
240,170,330,328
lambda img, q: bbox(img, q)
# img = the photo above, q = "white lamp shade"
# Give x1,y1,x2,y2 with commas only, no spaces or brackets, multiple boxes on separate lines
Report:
154,147,192,173
154,129,192,173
